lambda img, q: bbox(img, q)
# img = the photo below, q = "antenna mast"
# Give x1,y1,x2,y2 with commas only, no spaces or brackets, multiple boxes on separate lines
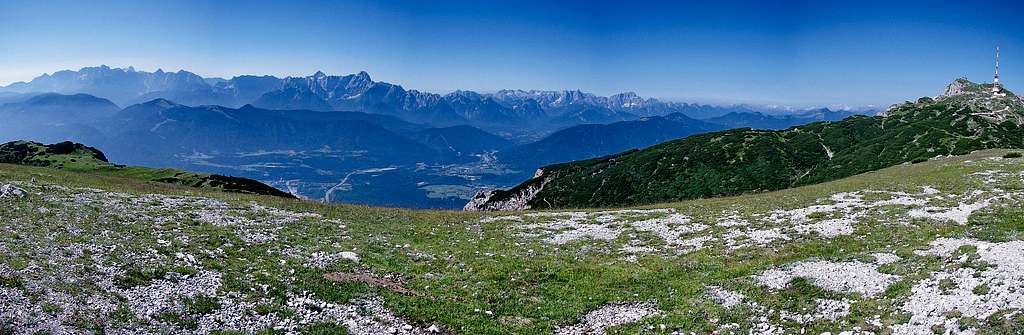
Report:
993,46,1002,93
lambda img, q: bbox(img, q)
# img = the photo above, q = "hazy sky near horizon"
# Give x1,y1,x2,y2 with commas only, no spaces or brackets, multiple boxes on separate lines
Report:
2,0,1023,107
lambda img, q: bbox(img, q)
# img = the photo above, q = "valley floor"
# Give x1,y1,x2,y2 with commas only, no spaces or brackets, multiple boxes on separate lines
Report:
1,150,1024,334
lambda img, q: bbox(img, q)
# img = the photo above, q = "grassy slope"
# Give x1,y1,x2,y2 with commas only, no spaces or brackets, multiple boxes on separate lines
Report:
488,83,1024,209
0,140,294,198
2,149,1024,334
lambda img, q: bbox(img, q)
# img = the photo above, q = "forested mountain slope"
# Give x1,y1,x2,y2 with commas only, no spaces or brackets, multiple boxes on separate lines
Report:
468,78,1024,210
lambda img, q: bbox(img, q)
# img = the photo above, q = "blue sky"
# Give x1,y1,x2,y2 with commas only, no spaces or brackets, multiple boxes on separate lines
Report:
2,0,1023,107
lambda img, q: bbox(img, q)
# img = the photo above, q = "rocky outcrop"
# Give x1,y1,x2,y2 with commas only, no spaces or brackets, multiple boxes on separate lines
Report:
942,77,974,97
463,190,497,211
464,169,548,211
0,184,26,198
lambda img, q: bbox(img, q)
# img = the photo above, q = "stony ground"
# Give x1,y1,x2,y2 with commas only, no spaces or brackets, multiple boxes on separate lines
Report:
1,150,1023,334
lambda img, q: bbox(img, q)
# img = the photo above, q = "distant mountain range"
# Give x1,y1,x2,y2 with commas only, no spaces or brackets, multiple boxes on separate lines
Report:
467,78,1024,210
2,66,234,107
0,65,877,208
1,66,874,137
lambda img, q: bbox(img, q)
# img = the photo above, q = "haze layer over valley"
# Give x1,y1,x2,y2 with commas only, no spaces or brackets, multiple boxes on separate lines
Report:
0,66,867,208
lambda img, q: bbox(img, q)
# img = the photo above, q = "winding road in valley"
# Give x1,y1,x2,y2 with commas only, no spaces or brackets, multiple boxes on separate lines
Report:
323,167,398,203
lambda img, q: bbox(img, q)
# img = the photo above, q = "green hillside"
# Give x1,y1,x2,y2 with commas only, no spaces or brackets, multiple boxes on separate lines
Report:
0,140,294,198
1,148,1023,334
471,78,1024,210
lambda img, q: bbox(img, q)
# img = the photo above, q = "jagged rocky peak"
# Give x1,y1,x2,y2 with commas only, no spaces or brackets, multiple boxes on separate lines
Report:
353,70,371,81
609,92,646,107
941,77,976,97
311,70,327,79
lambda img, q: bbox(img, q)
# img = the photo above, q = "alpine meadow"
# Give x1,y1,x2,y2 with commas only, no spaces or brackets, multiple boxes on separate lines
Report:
3,1,1024,334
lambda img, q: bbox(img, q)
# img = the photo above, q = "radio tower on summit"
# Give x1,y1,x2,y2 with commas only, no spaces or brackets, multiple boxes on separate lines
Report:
993,46,1002,93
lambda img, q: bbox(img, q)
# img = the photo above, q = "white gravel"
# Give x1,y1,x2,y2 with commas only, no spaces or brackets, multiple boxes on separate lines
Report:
305,251,360,268
283,293,437,335
763,189,934,239
124,270,223,321
479,215,523,223
510,210,710,256
707,286,745,309
723,227,790,250
814,298,852,320
757,260,898,297
793,217,857,238
716,212,751,227
969,170,1008,184
893,238,1024,334
780,298,852,323
908,192,1015,225
871,253,901,265
555,302,662,335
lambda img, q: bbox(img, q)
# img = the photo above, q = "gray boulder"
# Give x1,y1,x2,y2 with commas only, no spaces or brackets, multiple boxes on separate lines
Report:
0,184,27,198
